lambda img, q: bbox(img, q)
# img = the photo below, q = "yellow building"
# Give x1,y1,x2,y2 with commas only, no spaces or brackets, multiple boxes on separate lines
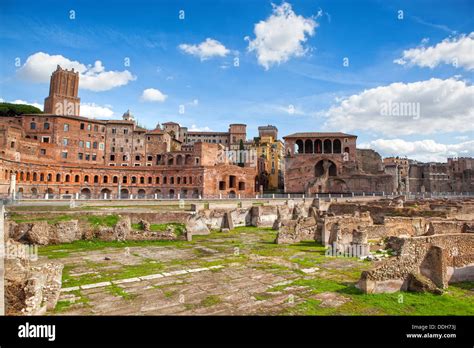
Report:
256,125,284,191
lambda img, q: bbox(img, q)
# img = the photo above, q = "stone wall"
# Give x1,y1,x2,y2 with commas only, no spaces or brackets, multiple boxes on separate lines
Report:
5,240,63,315
358,233,474,294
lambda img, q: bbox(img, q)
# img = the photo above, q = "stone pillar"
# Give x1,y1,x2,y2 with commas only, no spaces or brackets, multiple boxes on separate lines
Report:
9,173,16,200
0,204,4,315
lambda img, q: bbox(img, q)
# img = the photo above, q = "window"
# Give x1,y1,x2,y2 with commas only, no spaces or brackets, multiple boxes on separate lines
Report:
44,122,50,130
64,124,69,131
78,153,83,160
42,136,50,143
110,155,115,161
124,129,128,134
86,141,91,148
63,138,69,146
135,155,140,161
92,154,97,161
122,155,127,161
87,124,92,131
30,122,36,130
40,149,46,155
94,125,99,132
99,143,105,150
80,123,85,130
79,141,84,148
147,155,153,161
93,142,97,149
85,154,90,161
112,128,117,134
61,151,68,159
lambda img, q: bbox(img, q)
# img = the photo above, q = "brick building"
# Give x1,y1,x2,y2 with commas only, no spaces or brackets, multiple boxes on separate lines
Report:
0,67,257,199
283,132,394,193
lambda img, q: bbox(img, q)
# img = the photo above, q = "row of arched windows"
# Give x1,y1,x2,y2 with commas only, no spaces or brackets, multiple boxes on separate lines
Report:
294,139,349,155
5,169,201,186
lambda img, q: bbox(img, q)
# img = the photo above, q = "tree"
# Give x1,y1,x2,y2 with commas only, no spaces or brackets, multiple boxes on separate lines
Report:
0,103,43,116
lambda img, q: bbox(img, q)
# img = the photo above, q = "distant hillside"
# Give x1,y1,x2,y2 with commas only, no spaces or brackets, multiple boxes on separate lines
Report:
0,102,43,116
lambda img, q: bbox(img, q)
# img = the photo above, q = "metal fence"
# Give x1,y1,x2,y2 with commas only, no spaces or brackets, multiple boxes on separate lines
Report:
3,191,474,204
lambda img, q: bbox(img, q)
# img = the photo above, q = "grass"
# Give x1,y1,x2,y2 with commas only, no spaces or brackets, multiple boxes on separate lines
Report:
53,290,90,313
106,284,137,300
39,238,189,259
86,214,119,227
61,259,165,287
10,212,120,227
131,222,186,235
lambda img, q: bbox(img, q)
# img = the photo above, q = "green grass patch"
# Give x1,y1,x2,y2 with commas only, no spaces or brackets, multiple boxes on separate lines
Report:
106,284,137,300
86,214,119,227
53,290,90,313
200,295,222,307
39,238,189,259
61,259,165,287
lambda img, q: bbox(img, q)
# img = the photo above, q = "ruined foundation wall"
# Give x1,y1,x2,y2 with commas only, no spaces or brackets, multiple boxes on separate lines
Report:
359,233,474,294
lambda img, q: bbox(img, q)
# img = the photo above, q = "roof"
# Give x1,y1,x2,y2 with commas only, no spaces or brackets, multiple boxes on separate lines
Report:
163,121,180,125
283,132,357,139
146,128,165,134
187,131,229,135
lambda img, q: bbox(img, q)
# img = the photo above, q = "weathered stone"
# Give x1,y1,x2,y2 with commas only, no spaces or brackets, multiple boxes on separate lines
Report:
139,219,151,232
407,273,443,295
114,216,131,241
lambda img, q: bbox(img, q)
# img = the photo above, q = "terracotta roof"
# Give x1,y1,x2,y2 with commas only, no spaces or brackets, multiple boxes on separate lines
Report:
283,132,357,138
146,129,165,134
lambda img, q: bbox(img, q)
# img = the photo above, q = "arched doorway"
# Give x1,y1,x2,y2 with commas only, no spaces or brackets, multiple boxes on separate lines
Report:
169,189,175,199
100,188,111,199
315,160,337,177
120,188,129,199
137,189,146,199
80,188,91,199
229,190,236,198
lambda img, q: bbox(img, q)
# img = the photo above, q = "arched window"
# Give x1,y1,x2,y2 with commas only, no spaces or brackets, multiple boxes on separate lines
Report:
94,175,99,183
323,139,332,154
156,177,160,184
84,175,89,183
65,174,70,182
75,175,80,182
131,176,137,184
113,176,118,184
333,139,342,154
295,139,304,154
56,173,61,182
304,139,313,154
315,139,322,154
103,176,109,184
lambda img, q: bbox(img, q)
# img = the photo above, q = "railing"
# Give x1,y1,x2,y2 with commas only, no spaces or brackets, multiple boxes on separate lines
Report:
3,191,474,204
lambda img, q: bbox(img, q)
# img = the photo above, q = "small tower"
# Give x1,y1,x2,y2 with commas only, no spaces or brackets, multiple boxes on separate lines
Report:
44,65,81,115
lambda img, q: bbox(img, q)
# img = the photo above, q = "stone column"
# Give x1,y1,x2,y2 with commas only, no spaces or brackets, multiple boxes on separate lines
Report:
0,204,5,315
9,173,16,200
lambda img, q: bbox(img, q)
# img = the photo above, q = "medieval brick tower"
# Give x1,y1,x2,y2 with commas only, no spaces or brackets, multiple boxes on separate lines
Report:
44,65,81,116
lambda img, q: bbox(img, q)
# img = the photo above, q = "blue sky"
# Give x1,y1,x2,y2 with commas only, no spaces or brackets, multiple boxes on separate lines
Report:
0,0,473,162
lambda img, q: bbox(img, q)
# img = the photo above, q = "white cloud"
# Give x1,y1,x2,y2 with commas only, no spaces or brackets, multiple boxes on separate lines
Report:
323,78,474,136
359,138,474,163
17,52,136,91
245,2,317,70
394,32,474,71
189,124,212,131
80,103,114,119
179,38,230,60
8,99,44,111
140,88,168,102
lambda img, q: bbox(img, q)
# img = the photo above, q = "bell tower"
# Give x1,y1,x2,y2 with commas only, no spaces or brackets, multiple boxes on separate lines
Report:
44,65,81,116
